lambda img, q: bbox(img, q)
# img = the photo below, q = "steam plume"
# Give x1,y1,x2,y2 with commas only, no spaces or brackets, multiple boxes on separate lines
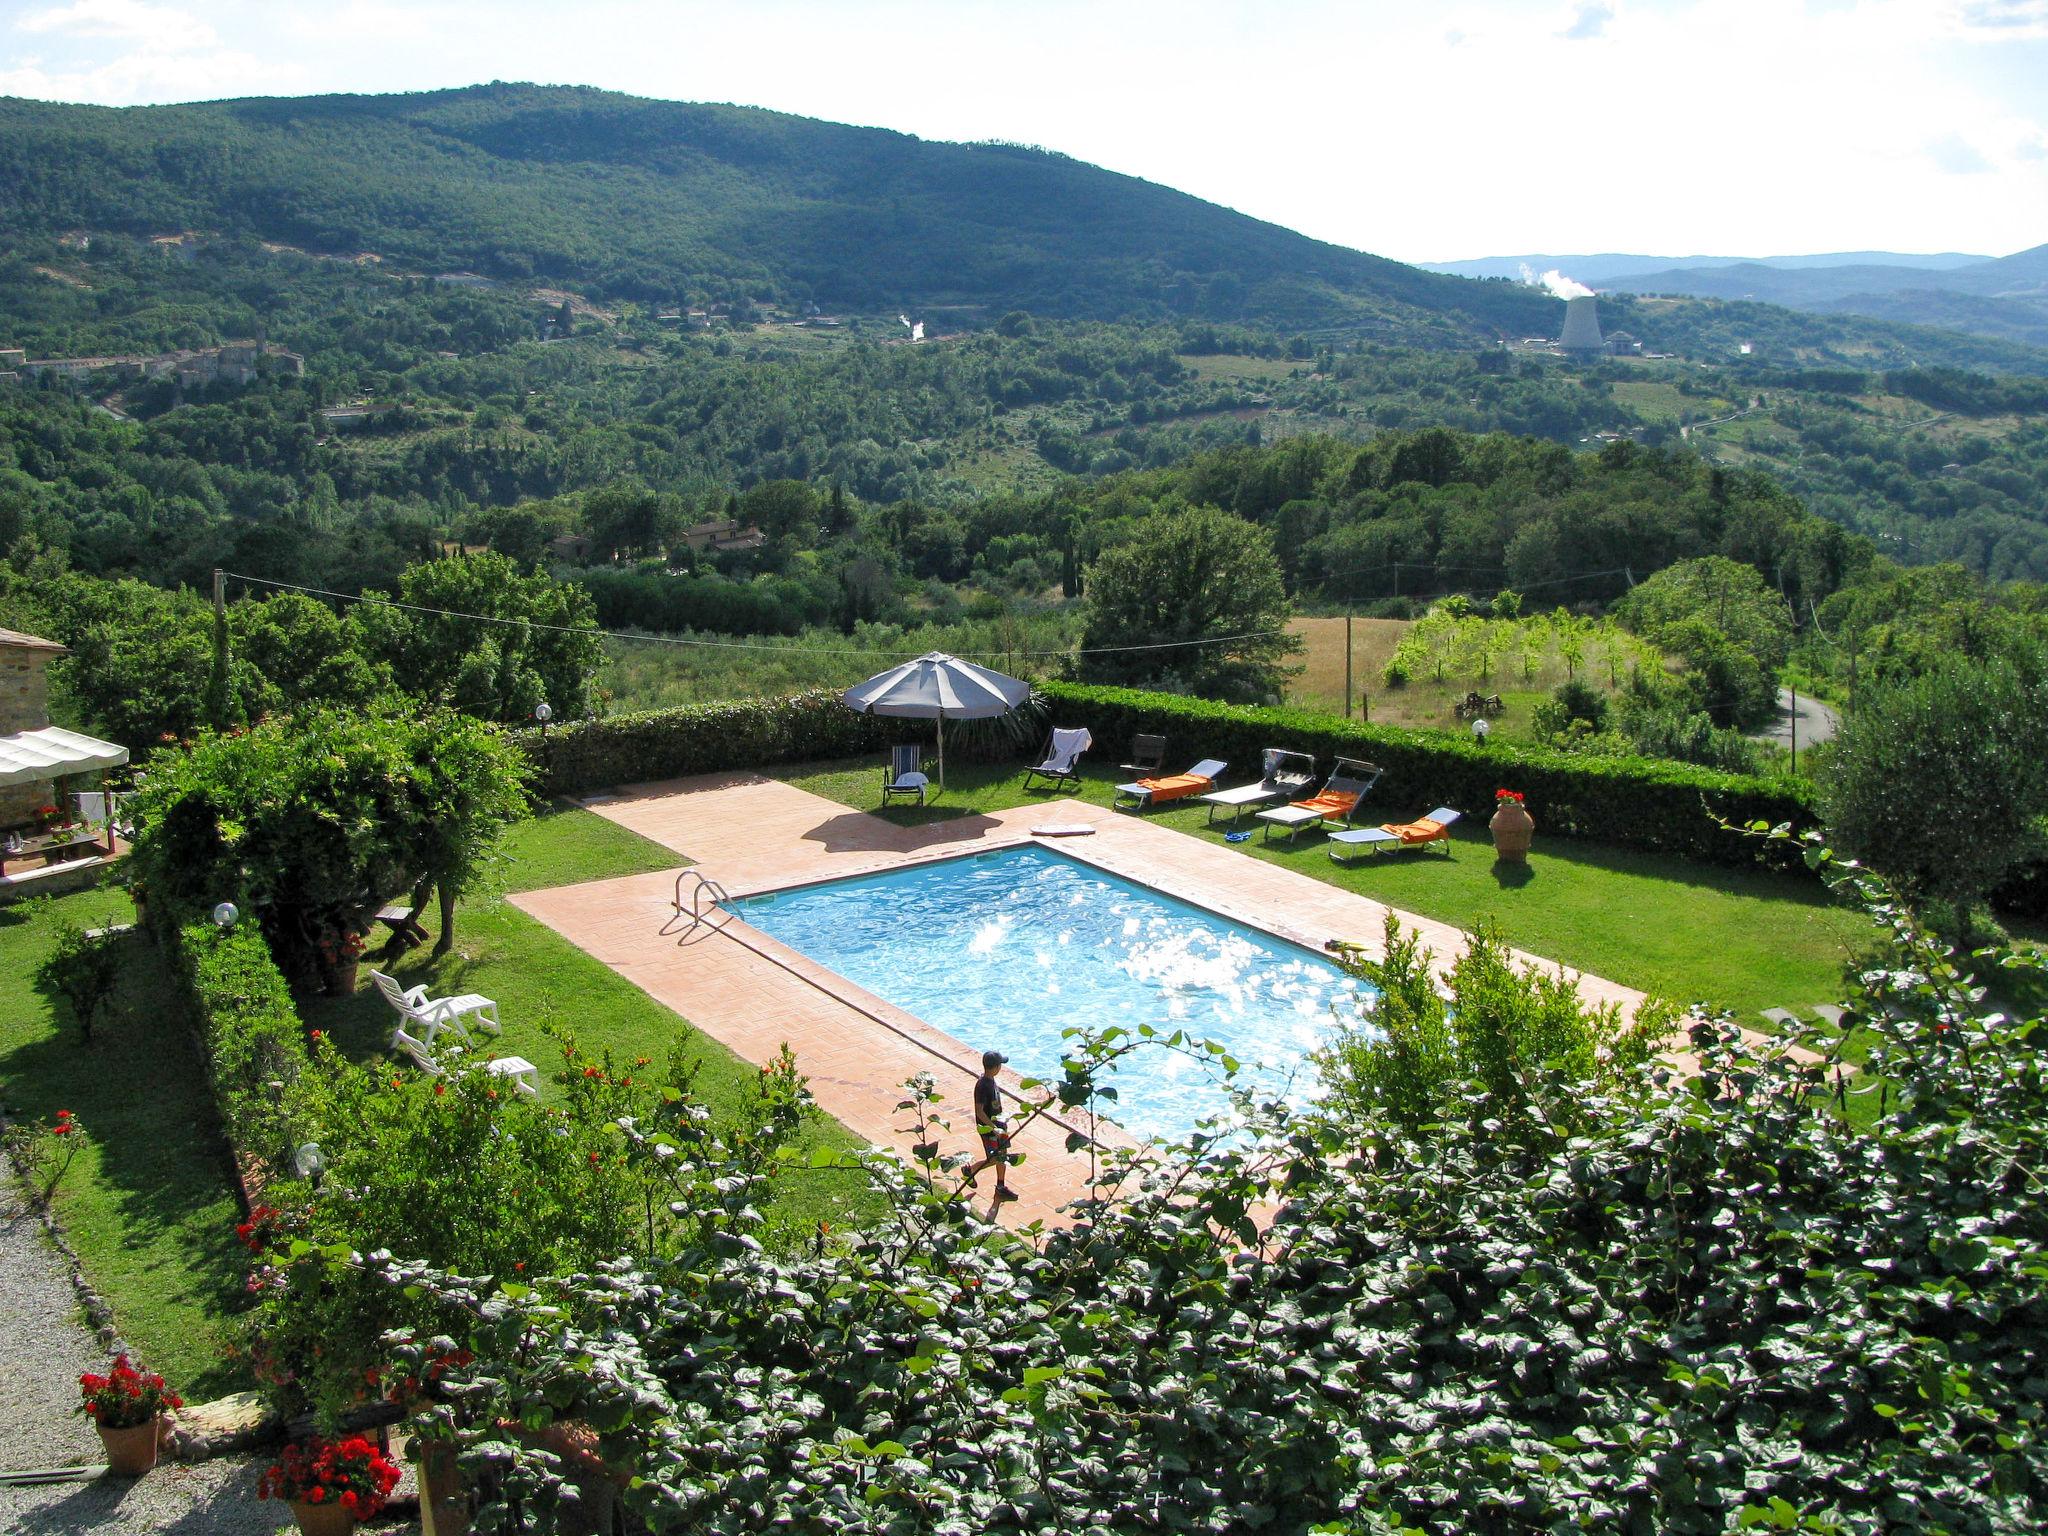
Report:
1518,264,1596,300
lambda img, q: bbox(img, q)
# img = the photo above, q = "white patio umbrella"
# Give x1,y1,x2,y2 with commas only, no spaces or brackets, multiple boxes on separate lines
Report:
840,651,1030,789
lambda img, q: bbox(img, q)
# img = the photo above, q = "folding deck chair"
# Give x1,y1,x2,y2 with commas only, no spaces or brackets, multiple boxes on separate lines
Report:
1022,727,1093,791
1255,758,1383,844
881,744,929,806
1114,758,1227,812
1198,749,1316,825
1328,807,1463,862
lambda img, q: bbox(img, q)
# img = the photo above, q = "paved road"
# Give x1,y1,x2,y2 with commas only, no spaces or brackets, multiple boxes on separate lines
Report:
1751,687,1839,751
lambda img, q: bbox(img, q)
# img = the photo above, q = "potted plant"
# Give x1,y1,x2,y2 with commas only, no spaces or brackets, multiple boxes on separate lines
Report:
315,928,366,997
1489,788,1535,862
77,1354,182,1476
258,1435,402,1535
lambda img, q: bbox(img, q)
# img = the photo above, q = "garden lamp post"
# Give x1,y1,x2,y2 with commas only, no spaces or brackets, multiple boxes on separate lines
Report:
534,700,552,739
211,901,239,928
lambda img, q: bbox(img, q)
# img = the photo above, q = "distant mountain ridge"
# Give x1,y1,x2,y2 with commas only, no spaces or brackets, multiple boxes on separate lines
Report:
0,83,1558,345
1498,245,2048,349
1423,251,1995,283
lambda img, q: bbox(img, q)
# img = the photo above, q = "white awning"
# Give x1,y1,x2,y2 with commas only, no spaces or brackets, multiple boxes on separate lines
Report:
0,726,129,787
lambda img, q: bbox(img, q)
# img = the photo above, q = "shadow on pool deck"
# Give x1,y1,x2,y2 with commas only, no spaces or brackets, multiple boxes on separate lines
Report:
799,808,1006,855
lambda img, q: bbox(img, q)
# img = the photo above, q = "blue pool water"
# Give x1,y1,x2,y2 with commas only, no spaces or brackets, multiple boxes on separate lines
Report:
728,844,1370,1142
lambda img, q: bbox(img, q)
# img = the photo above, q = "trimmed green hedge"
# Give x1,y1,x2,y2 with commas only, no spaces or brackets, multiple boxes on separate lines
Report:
1039,681,1816,868
517,689,894,798
167,912,316,1170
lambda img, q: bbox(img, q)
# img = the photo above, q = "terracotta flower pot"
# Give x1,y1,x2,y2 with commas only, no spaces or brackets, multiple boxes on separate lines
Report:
322,958,360,998
417,1442,471,1536
1489,799,1536,863
96,1417,161,1477
289,1497,358,1536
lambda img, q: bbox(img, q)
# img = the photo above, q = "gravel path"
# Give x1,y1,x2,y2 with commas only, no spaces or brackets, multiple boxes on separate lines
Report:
0,1157,304,1533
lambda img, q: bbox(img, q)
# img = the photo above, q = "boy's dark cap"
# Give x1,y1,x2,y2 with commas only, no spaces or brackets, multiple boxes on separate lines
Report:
982,1050,1006,1071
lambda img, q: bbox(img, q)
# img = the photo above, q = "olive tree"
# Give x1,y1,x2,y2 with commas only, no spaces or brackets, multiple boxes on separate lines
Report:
126,707,529,980
1079,505,1301,702
1819,645,2048,922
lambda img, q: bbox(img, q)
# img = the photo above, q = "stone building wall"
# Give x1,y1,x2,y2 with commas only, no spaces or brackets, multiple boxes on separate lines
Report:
0,640,61,829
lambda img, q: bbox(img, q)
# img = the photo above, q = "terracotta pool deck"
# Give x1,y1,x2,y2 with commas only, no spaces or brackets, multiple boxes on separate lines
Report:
513,773,1658,1226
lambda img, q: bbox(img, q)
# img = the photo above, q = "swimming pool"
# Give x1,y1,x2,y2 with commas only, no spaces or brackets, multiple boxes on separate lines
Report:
727,844,1369,1142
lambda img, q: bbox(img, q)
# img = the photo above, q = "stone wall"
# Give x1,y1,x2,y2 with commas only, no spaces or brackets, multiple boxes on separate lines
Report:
0,643,61,830
0,644,55,735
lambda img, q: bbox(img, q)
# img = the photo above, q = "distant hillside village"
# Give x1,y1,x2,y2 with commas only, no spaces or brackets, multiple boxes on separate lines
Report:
0,340,304,388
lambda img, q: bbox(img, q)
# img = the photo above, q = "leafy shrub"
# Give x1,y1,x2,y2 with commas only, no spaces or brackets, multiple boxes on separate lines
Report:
170,916,318,1166
245,1032,811,1422
1040,680,1813,866
1820,647,2048,916
1320,916,1669,1132
521,688,896,796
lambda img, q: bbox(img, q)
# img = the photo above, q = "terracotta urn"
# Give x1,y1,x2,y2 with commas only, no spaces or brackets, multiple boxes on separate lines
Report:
96,1417,161,1477
289,1497,358,1536
322,958,360,998
1489,797,1535,862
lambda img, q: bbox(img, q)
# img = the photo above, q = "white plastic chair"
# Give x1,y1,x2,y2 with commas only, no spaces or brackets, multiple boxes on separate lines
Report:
390,1024,540,1099
370,969,501,1050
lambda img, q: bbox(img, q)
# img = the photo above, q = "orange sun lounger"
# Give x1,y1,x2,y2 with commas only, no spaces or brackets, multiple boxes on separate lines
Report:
1328,807,1464,862
1114,758,1227,811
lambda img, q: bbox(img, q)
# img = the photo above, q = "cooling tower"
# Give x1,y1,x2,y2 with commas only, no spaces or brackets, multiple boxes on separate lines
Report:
1558,294,1604,356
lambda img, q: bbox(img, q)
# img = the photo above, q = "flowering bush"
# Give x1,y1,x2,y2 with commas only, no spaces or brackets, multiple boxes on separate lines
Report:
78,1354,181,1429
257,1435,400,1518
4,1109,90,1205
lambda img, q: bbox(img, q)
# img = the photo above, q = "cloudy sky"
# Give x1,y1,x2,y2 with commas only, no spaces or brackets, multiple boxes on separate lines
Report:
0,0,2042,264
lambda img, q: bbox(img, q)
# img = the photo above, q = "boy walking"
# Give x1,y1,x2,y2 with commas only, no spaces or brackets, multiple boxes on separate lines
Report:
965,1050,1018,1203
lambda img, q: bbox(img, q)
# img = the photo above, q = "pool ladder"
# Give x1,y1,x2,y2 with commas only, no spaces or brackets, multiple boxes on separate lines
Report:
672,870,733,938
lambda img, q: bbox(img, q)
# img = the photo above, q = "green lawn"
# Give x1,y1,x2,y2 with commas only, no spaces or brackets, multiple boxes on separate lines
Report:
775,757,1883,1031
300,804,886,1242
0,886,252,1400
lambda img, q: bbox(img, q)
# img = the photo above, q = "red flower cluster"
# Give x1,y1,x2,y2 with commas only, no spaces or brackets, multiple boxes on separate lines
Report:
315,928,366,965
52,1109,74,1137
1494,788,1526,804
234,1202,295,1254
256,1436,401,1517
78,1354,181,1428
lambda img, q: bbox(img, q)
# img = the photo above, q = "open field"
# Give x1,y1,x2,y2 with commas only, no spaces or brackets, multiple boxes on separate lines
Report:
1285,615,1641,740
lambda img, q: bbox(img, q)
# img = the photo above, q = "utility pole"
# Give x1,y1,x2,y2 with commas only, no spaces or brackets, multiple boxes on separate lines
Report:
206,568,232,731
1789,683,1798,777
1344,609,1353,719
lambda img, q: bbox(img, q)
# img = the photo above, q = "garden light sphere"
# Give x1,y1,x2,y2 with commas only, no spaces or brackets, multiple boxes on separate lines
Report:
534,701,553,724
1472,718,1491,741
211,901,239,928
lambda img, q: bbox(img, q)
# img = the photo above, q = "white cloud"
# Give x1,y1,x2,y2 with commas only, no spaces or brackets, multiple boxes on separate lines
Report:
1926,132,1993,173
1560,2,1613,39
17,0,216,51
1947,0,2048,39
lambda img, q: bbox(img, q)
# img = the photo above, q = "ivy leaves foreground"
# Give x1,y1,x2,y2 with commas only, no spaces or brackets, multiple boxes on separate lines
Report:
254,845,2046,1535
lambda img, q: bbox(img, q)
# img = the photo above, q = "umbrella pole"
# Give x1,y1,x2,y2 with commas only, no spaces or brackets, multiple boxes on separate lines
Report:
937,713,946,791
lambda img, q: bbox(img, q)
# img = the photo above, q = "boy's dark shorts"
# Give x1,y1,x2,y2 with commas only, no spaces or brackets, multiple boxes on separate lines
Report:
979,1130,1010,1160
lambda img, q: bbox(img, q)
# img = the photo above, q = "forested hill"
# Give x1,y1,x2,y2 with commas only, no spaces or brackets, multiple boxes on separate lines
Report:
0,83,1555,343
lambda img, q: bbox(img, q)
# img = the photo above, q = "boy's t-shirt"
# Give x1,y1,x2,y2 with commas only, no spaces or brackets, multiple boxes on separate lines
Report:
973,1073,1004,1131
